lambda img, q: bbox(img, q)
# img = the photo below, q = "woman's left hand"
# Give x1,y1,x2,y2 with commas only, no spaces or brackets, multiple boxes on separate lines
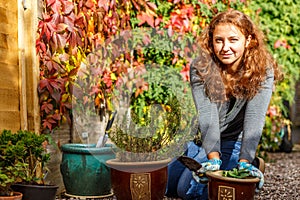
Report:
238,161,264,192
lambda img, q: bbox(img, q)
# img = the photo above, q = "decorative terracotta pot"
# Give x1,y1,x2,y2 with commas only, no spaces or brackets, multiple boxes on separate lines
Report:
106,158,171,200
206,170,259,200
0,192,23,200
11,184,58,200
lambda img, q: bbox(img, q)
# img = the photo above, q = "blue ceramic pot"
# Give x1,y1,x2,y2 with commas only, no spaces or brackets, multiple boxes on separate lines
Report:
60,143,115,197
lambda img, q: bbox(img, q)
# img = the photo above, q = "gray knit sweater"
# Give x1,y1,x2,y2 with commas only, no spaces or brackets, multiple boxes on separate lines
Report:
190,64,274,162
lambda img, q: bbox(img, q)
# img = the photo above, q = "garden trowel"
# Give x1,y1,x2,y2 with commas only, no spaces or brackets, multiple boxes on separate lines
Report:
177,156,202,172
177,156,208,183
96,111,117,147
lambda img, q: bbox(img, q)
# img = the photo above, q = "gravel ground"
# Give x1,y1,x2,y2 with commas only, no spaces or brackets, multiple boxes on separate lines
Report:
56,147,300,200
255,149,300,200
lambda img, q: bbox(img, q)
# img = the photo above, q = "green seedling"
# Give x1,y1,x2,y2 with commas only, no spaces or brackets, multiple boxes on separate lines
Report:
223,168,250,179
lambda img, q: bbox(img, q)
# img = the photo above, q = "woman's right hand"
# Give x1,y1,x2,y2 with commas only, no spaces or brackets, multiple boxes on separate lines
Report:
192,158,222,183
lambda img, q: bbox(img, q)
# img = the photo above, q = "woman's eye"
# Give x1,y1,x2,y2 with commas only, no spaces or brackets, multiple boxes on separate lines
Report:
215,39,223,43
230,38,238,42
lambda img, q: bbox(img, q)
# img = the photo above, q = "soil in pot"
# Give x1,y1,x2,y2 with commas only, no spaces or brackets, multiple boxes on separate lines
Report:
206,170,259,200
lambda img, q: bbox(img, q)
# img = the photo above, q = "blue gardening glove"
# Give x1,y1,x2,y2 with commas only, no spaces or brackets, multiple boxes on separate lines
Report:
238,161,264,192
192,158,222,183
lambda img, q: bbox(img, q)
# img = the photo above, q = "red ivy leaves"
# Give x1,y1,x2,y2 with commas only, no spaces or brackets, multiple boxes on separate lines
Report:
38,77,66,103
38,13,56,42
137,12,155,27
41,100,53,114
166,4,194,34
42,113,61,130
180,64,190,82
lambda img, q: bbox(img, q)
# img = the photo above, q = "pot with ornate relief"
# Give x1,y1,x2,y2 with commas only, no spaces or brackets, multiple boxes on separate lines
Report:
106,158,171,200
206,170,259,200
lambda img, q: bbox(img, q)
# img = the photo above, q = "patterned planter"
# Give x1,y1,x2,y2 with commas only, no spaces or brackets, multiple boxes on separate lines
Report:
206,170,259,200
106,158,171,200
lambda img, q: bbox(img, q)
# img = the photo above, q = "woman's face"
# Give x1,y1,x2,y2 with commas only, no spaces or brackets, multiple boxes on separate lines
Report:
212,23,251,71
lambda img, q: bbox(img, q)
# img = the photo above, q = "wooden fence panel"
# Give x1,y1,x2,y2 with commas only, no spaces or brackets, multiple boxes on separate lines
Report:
0,0,20,132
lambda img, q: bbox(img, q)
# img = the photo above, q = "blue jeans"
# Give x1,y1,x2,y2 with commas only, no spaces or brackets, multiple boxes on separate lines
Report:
165,140,242,200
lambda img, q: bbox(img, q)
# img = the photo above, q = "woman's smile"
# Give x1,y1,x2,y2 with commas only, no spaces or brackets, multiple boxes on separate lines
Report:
213,23,251,72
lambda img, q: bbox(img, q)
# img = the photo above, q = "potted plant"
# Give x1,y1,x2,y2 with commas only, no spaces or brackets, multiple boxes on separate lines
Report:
106,63,197,200
94,27,197,200
0,164,24,200
59,58,116,198
178,156,260,200
0,129,58,200
206,169,260,200
0,129,24,200
60,142,116,198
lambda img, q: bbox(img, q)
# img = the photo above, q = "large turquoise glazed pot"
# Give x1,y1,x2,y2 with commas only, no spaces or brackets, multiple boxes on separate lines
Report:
60,143,115,197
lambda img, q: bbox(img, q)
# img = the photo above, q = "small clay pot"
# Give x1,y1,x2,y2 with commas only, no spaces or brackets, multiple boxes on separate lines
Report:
0,192,22,200
206,170,259,200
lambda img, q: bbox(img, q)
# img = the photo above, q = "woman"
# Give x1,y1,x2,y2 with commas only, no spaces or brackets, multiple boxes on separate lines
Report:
166,9,281,199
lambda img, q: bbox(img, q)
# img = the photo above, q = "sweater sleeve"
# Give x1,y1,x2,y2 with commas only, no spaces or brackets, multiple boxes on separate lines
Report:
190,63,221,155
240,71,274,162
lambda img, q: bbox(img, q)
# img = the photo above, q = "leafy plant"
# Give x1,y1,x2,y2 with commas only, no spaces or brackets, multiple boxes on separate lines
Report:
109,64,197,162
247,0,300,114
0,129,51,191
245,0,300,155
222,168,251,179
37,0,133,132
0,162,27,196
109,97,182,161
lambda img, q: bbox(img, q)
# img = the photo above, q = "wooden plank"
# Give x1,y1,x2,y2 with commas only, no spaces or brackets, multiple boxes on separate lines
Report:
0,0,17,9
0,0,20,132
22,0,40,132
19,0,27,130
0,32,8,49
0,111,20,132
0,48,18,66
0,6,18,35
0,63,19,88
0,33,18,51
0,88,19,111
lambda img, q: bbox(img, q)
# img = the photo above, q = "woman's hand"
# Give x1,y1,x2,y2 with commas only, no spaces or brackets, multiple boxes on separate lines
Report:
192,158,222,183
238,161,264,192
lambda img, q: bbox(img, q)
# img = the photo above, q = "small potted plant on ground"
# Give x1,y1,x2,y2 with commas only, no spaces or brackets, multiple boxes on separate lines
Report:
178,156,261,200
206,168,260,200
0,129,58,200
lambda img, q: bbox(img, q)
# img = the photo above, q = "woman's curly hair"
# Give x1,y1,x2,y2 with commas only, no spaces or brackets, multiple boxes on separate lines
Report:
194,9,282,101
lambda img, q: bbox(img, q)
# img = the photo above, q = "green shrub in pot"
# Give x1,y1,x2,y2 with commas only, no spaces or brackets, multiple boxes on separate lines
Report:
0,129,56,199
